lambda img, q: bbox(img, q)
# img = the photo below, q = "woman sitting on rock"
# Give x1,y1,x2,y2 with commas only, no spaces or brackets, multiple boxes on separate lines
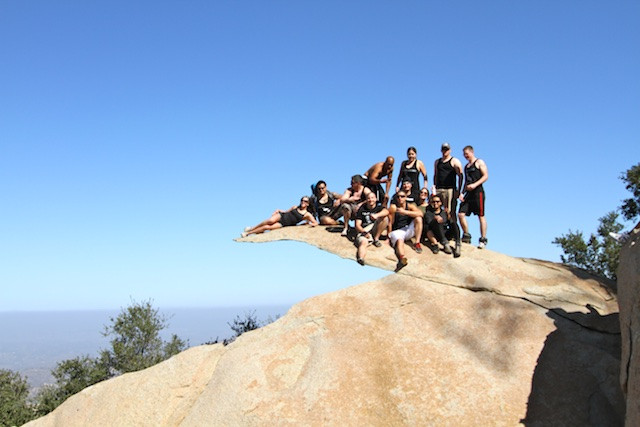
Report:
242,196,318,237
309,180,343,225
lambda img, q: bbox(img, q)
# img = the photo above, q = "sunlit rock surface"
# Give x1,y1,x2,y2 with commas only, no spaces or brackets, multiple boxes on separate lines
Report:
28,226,624,426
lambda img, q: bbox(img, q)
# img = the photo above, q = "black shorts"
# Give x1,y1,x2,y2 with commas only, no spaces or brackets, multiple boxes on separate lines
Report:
459,190,485,217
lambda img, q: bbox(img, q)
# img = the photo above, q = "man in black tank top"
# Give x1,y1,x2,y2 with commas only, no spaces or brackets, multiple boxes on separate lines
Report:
433,142,463,219
458,145,489,249
388,190,424,271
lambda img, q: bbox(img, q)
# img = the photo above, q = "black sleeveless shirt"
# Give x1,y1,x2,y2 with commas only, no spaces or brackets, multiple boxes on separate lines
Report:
436,158,457,189
465,160,484,192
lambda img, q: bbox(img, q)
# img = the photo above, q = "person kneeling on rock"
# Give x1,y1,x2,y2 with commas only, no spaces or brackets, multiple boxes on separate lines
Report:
354,192,389,266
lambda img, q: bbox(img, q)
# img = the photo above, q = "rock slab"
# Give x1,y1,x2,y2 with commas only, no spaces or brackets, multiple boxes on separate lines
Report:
28,226,625,426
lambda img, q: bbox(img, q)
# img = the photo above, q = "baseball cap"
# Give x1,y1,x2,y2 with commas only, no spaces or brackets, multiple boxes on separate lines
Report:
441,143,451,151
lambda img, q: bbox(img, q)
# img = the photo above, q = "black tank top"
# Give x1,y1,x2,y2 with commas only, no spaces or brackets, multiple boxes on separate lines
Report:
401,161,420,188
393,203,412,230
436,158,456,189
280,209,305,227
465,160,484,192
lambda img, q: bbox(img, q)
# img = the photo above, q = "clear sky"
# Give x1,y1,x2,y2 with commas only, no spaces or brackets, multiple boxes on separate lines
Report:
1,1,638,311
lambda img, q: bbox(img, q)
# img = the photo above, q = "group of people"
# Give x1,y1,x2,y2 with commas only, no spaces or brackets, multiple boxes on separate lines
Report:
242,143,488,272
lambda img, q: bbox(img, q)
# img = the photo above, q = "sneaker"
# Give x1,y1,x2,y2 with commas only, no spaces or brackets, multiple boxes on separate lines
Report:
462,233,472,244
430,243,439,254
241,232,248,238
357,257,365,266
442,242,452,254
478,237,488,249
453,241,461,258
414,243,423,254
373,240,382,248
395,257,408,272
341,228,349,237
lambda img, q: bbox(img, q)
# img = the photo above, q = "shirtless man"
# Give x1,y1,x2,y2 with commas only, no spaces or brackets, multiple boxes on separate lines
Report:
337,175,372,237
458,146,489,249
364,156,394,206
388,190,424,271
433,142,463,220
354,192,389,265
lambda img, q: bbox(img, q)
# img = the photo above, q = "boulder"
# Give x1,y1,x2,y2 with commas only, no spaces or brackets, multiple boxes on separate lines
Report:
28,226,624,426
618,223,640,426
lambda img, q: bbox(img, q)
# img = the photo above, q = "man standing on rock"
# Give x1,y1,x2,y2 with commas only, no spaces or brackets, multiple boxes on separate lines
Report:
363,156,394,207
433,142,463,221
458,145,489,249
388,190,424,271
354,192,389,265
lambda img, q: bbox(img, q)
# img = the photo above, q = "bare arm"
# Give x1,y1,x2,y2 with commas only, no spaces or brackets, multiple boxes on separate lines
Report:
302,212,318,226
418,160,428,188
466,159,489,191
452,158,464,193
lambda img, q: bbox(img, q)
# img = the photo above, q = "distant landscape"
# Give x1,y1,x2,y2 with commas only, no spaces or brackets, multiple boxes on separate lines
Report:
0,305,289,391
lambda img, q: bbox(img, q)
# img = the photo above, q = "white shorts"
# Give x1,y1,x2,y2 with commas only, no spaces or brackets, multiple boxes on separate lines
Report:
389,222,415,247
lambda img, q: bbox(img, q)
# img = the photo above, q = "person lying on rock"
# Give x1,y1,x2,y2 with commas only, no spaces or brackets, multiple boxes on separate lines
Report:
388,190,424,271
242,196,317,237
354,191,389,266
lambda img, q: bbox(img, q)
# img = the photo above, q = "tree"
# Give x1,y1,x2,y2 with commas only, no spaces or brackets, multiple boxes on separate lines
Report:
553,211,623,280
100,300,187,375
0,369,33,426
221,311,280,345
33,355,109,416
553,162,639,281
620,162,640,221
33,300,187,417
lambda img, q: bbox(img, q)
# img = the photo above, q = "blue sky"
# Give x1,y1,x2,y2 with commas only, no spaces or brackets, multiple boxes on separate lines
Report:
1,1,638,311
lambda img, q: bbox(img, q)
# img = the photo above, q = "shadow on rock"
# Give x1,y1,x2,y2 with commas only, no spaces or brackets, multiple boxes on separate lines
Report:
521,307,624,426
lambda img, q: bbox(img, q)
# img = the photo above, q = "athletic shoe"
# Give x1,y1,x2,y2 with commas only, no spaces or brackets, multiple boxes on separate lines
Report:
462,233,472,243
341,228,349,237
395,257,408,272
430,244,439,254
453,241,461,258
373,240,382,247
357,257,365,266
442,242,452,254
241,232,248,238
478,237,488,249
414,243,423,254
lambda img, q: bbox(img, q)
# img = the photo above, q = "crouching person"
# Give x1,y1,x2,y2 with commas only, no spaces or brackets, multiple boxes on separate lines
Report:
388,190,423,271
424,194,461,258
354,192,389,266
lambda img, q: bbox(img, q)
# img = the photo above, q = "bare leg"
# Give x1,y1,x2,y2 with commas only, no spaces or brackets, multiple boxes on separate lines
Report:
373,217,388,241
479,216,487,239
320,216,339,225
246,222,283,236
341,206,351,235
413,217,423,245
357,240,368,261
395,239,406,260
458,212,469,234
246,213,281,234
